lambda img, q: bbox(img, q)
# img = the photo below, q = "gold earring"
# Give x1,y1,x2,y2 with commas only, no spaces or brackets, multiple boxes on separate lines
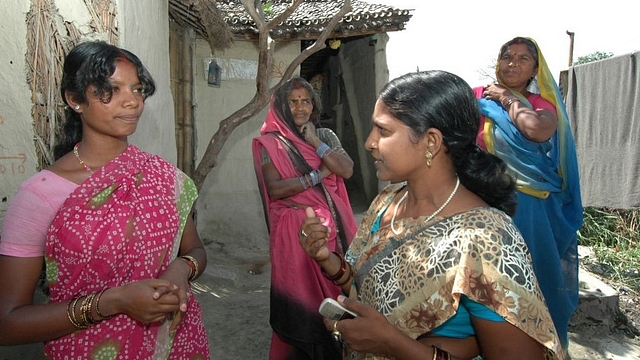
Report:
425,150,432,167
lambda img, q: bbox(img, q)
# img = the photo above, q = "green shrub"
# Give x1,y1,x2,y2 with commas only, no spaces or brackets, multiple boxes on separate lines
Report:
578,207,640,292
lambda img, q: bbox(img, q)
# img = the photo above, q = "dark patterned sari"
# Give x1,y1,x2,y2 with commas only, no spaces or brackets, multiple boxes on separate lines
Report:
344,184,563,360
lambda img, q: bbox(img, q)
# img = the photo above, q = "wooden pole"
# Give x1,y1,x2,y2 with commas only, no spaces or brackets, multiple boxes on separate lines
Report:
566,30,575,67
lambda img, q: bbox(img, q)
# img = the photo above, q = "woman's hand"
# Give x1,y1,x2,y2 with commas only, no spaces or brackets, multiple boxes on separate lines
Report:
108,279,182,325
157,259,192,332
300,122,321,146
299,207,331,262
482,83,512,104
327,296,397,355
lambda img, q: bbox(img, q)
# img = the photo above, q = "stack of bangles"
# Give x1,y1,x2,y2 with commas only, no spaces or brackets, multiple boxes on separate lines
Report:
179,254,200,282
299,169,323,190
432,345,451,360
66,288,113,329
321,251,352,286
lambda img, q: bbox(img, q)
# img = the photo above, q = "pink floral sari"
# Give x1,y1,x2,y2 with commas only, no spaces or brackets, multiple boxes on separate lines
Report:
44,145,209,360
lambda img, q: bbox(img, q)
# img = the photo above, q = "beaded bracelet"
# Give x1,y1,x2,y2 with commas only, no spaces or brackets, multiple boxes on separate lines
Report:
180,255,200,281
322,251,347,282
316,142,331,158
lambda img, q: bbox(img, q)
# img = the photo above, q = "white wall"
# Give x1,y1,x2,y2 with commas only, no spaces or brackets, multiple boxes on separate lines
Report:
119,0,177,164
192,39,300,250
0,0,173,226
0,2,38,219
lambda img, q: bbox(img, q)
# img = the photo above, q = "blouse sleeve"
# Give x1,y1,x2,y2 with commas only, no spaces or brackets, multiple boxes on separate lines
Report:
0,172,74,257
317,128,342,149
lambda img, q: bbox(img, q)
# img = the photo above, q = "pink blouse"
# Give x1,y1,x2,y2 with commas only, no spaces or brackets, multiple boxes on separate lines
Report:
0,170,77,257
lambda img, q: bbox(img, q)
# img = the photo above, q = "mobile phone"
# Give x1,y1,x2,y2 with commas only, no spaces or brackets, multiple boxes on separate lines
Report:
319,298,357,320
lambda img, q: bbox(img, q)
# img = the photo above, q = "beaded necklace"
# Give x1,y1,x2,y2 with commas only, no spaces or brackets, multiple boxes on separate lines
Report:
73,142,93,174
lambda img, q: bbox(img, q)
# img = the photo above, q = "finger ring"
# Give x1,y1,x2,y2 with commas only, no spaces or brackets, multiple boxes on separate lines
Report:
301,229,308,237
332,330,342,342
333,320,339,332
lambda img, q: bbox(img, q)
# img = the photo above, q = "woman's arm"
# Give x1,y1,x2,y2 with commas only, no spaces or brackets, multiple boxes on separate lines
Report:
471,316,545,359
299,207,353,293
483,83,558,142
0,256,182,345
503,99,557,142
306,126,353,179
262,160,310,200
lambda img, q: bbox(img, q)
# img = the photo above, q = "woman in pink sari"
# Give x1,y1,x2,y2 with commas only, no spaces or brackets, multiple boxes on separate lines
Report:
0,41,209,359
252,77,358,359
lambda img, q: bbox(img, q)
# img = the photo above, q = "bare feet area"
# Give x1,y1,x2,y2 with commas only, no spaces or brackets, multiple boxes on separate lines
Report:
1,235,638,360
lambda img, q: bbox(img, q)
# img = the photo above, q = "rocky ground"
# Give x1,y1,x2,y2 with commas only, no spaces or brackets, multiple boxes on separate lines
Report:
1,234,638,360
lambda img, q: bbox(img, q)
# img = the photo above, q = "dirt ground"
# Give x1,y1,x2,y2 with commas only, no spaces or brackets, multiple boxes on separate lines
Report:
1,233,639,360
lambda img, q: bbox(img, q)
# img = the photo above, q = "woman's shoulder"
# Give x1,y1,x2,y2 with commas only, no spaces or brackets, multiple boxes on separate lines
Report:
19,169,77,192
527,93,557,113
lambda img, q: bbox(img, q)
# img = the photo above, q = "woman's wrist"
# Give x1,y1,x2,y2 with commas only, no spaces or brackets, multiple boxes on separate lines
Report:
501,95,519,108
179,255,200,281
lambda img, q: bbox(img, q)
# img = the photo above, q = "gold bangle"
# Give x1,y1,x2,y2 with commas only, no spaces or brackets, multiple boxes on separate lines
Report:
66,298,83,329
80,293,97,326
67,296,88,329
94,288,113,320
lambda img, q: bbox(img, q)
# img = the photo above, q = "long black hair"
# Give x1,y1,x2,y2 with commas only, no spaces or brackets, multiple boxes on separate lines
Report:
272,76,322,140
378,70,517,215
53,41,156,160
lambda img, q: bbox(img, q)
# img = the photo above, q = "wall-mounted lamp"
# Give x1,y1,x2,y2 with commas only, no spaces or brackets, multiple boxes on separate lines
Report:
208,59,222,86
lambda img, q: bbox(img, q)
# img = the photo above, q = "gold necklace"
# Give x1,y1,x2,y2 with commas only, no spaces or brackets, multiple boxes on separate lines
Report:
390,177,460,235
73,142,93,174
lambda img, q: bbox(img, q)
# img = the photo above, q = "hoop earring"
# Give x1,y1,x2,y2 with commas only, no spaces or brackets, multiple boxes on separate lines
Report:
425,150,432,167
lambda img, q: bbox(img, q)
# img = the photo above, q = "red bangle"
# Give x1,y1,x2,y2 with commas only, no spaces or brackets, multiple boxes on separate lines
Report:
334,264,352,286
432,345,451,360
179,255,199,281
322,251,347,281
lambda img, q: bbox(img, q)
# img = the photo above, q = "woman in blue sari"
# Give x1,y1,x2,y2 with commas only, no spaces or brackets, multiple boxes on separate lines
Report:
475,36,583,355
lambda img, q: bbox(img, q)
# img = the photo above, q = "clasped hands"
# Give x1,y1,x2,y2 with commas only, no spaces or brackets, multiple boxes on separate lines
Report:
119,260,192,333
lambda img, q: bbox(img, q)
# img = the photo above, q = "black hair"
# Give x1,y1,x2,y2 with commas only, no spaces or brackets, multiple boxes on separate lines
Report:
378,70,517,215
53,41,156,160
272,76,322,140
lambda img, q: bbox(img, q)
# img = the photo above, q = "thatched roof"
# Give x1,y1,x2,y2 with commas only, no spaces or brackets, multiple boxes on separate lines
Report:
169,0,413,50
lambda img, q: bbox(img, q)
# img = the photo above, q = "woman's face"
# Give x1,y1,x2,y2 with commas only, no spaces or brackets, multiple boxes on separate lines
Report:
287,87,313,127
366,99,425,182
78,60,145,140
497,43,538,90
